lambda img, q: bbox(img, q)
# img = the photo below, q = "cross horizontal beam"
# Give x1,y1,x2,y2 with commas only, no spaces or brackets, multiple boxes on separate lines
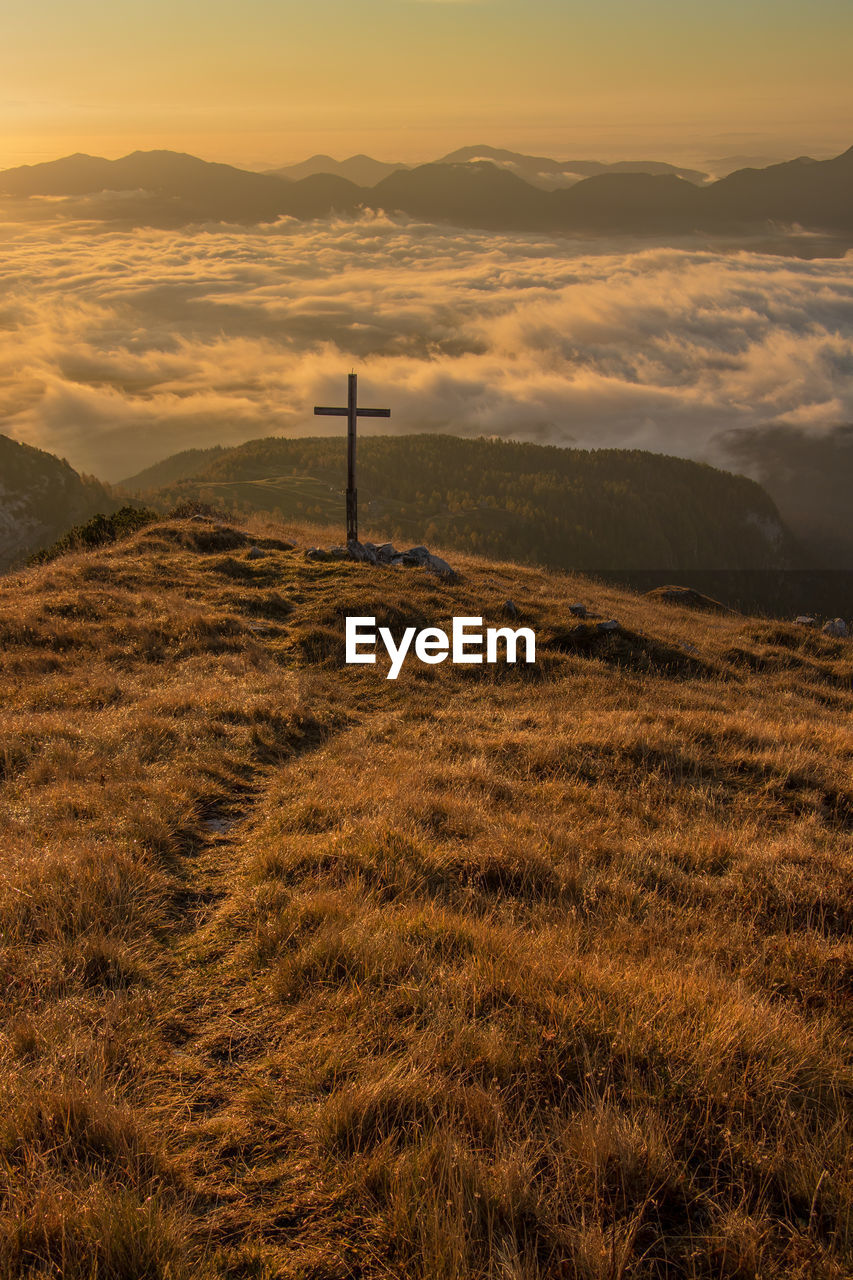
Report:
314,406,391,417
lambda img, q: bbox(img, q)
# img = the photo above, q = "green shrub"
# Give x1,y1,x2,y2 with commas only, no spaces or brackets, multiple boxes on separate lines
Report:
29,507,158,565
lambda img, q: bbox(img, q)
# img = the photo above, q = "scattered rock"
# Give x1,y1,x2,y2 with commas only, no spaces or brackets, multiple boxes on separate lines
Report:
423,553,457,580
680,641,699,655
822,617,849,638
795,616,818,627
502,599,519,620
202,814,237,835
363,540,457,577
347,539,379,564
569,604,587,618
305,538,457,578
596,619,620,633
246,546,265,560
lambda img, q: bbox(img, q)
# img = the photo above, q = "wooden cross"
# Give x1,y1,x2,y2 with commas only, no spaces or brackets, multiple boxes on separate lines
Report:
314,373,390,544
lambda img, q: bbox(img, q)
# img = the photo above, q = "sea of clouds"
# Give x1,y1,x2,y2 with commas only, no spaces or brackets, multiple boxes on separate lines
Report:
1,207,851,482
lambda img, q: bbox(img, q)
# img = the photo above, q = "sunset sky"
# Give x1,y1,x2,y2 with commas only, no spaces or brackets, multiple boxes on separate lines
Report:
3,0,851,170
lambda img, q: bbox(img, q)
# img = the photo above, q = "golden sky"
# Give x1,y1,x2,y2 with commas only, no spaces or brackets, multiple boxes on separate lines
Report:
3,0,852,168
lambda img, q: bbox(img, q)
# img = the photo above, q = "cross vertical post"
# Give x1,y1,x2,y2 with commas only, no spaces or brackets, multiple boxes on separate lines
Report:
347,372,357,543
314,375,391,545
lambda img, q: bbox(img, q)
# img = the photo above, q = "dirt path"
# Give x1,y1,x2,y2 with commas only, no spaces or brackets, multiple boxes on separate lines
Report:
148,719,368,1276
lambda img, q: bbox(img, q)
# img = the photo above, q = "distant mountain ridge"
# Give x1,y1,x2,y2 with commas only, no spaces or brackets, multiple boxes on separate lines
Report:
0,434,118,571
437,145,709,188
2,144,852,236
267,145,708,189
267,154,411,186
0,150,353,224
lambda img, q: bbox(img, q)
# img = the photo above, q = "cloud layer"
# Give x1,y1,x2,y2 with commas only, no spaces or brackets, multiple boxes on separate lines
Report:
1,207,852,482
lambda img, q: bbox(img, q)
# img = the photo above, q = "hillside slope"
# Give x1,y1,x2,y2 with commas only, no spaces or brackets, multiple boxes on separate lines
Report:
1,516,851,1279
0,433,118,571
123,434,796,573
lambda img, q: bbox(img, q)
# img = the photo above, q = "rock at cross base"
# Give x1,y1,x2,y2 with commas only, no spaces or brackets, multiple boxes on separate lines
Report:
359,541,401,565
822,618,849,638
392,545,457,578
795,616,817,627
304,538,457,579
347,540,379,564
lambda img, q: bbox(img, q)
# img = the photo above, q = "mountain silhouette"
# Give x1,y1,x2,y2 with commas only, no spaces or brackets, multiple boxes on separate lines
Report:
371,162,553,229
704,147,853,230
266,147,706,190
2,145,851,236
268,154,410,186
0,150,275,199
553,172,705,231
0,150,365,223
438,144,708,188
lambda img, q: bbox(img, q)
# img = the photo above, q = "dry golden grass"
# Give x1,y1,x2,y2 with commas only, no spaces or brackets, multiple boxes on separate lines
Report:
0,515,851,1278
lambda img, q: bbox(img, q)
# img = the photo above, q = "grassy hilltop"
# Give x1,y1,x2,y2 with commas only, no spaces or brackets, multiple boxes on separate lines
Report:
1,515,851,1279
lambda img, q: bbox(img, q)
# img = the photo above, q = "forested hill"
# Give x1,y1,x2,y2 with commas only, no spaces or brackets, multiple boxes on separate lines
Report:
124,434,795,572
0,434,118,571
